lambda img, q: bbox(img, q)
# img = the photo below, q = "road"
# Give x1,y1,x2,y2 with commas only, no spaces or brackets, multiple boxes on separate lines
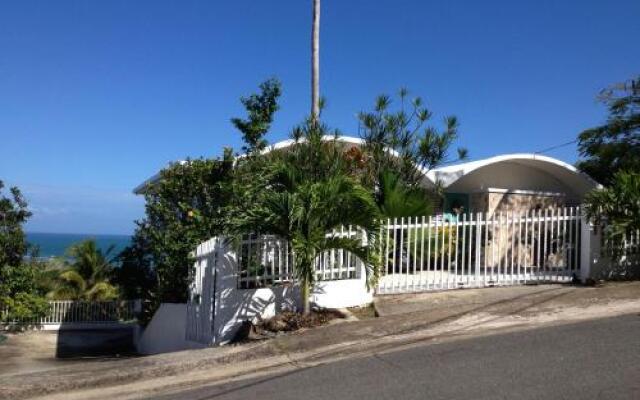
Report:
149,314,640,400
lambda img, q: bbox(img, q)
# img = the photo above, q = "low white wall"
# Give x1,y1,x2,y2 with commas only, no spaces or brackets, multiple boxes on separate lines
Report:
210,245,372,345
137,303,205,355
313,276,373,309
211,249,301,345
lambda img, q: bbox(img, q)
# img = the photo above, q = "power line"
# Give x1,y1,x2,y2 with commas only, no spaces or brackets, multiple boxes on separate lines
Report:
534,139,578,155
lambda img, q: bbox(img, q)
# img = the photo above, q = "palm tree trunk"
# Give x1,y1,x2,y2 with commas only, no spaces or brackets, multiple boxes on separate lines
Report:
301,278,311,315
311,0,320,121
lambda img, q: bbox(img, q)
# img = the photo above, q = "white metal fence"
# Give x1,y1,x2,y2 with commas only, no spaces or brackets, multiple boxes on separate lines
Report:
602,229,640,257
377,207,582,294
197,207,584,296
598,228,640,278
236,227,363,289
1,300,141,327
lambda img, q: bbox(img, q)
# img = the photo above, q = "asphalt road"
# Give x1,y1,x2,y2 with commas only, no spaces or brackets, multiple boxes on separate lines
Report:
150,314,640,400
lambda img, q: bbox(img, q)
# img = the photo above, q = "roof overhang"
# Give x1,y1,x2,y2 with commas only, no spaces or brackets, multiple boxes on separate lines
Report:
427,153,601,197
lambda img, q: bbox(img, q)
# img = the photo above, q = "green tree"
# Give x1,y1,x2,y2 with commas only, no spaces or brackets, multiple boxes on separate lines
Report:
135,155,234,302
118,79,281,305
376,169,434,218
577,76,640,185
358,89,467,216
584,170,640,252
232,119,381,314
114,233,156,300
231,78,282,154
0,180,31,267
358,89,467,186
0,181,49,324
48,240,119,301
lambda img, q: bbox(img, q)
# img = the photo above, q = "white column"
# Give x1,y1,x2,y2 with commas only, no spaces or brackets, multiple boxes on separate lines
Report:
580,213,599,283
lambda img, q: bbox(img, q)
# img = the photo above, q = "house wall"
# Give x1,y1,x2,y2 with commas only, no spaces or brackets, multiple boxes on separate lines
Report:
469,192,487,214
487,192,566,216
465,192,567,215
466,192,569,269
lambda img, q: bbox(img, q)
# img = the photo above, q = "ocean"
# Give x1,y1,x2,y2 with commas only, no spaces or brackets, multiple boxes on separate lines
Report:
26,232,132,258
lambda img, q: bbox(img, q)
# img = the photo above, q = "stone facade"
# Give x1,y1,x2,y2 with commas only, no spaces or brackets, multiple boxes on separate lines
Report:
486,192,566,216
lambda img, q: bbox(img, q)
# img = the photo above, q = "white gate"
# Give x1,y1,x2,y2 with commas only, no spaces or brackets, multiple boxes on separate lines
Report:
376,207,582,294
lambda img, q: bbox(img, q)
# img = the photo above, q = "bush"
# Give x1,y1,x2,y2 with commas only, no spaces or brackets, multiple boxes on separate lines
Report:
0,293,50,326
585,170,640,255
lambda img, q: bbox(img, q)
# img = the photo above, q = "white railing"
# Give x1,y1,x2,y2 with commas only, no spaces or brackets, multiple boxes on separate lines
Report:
210,207,584,294
236,227,363,289
1,300,141,327
377,207,582,294
601,228,640,271
602,229,640,255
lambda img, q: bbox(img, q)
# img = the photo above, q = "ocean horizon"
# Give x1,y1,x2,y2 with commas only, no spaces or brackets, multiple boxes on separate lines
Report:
26,232,132,258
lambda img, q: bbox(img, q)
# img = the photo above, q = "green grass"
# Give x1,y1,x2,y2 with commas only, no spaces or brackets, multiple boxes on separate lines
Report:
0,334,6,345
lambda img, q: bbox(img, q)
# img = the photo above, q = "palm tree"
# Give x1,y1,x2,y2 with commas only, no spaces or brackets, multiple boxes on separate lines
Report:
376,169,434,218
311,0,320,120
233,121,380,314
48,240,118,301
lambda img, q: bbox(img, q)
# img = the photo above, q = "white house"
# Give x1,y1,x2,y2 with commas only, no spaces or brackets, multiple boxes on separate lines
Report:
134,136,602,352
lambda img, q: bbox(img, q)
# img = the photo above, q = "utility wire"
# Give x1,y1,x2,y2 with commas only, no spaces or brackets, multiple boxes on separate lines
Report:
534,139,578,155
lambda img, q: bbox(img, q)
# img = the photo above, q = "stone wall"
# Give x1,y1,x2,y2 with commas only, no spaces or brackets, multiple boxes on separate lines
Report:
487,192,565,216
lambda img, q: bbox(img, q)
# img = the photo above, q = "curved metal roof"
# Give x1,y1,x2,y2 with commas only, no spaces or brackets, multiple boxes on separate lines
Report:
427,153,600,197
134,137,599,198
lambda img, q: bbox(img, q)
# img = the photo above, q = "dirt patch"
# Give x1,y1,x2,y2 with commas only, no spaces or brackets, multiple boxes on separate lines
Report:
232,309,345,343
260,309,344,333
348,305,377,320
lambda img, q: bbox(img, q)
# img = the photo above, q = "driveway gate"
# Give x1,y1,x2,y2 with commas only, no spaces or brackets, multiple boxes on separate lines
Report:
376,207,582,294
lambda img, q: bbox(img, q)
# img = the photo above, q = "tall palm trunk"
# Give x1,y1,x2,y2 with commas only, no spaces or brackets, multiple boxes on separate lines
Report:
311,0,320,121
301,278,311,315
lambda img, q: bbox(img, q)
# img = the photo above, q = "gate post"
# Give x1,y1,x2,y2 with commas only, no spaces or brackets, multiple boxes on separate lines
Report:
475,212,482,284
579,213,601,283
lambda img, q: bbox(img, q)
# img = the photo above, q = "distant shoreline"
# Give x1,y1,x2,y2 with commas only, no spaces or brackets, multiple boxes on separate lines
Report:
26,232,132,259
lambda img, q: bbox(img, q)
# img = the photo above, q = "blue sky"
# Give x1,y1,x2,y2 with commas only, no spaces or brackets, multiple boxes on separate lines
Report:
1,1,638,235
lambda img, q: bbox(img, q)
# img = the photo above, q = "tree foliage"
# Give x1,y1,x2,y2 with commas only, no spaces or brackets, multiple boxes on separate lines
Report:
0,181,49,324
231,119,381,314
577,76,640,185
47,240,119,301
376,169,434,218
231,78,282,154
134,155,235,302
585,170,640,251
0,180,32,268
114,233,156,301
121,79,280,304
358,89,467,187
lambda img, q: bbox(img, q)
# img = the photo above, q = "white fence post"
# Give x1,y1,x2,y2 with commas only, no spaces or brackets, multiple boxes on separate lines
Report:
580,213,596,283
475,212,482,285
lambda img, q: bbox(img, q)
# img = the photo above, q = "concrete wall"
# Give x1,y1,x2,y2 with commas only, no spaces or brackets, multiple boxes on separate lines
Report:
487,192,565,216
137,303,205,355
466,191,566,215
312,274,373,309
208,245,372,345
55,325,138,358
